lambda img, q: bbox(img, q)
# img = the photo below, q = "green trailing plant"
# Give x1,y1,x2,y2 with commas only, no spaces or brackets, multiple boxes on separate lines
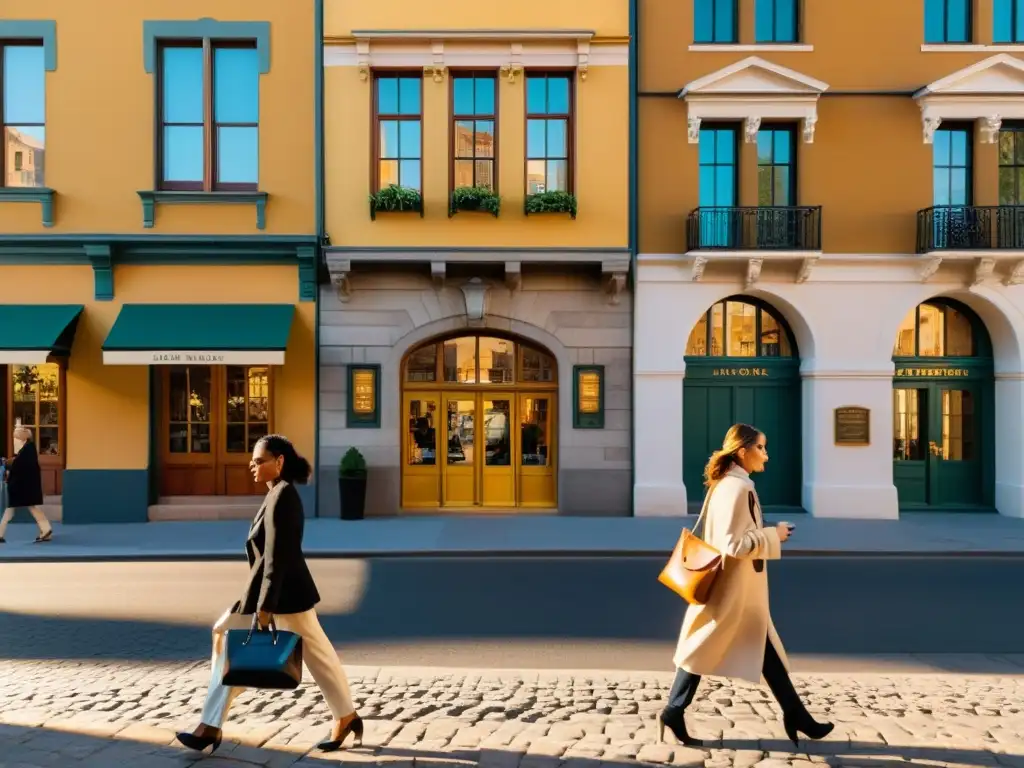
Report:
369,184,423,219
450,185,501,217
339,447,368,479
525,190,578,219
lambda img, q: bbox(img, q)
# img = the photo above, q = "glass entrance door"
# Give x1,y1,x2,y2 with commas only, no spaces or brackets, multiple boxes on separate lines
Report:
519,393,555,507
442,394,476,506
481,394,515,506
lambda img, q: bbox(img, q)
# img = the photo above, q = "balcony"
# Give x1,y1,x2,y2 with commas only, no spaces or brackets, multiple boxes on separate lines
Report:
917,205,1024,253
686,206,823,253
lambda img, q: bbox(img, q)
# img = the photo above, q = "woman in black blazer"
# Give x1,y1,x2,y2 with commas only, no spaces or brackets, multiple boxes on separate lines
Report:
176,434,362,755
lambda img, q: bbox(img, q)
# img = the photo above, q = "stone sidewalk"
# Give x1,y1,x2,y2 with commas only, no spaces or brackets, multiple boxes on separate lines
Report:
1,660,1022,767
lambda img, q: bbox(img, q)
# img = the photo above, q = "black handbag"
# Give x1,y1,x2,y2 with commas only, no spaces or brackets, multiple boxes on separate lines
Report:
222,615,303,690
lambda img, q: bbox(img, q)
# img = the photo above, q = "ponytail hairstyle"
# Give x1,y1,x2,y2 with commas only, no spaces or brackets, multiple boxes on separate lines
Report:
702,423,762,488
256,434,312,485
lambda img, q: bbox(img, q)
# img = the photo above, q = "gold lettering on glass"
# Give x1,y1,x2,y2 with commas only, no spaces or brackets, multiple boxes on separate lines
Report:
578,371,601,414
352,369,376,415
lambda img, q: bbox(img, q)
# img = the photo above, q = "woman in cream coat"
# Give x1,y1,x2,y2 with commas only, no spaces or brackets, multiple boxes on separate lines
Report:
660,423,833,749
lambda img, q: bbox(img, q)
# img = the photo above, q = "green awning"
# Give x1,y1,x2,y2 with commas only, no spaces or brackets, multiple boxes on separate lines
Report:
0,304,84,364
102,304,295,366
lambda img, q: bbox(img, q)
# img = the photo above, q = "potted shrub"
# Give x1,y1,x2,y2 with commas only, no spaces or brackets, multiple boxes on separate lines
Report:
369,184,423,220
338,447,368,520
449,185,501,217
525,190,578,219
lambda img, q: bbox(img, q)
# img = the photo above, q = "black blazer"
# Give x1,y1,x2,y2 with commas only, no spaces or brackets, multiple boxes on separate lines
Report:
6,441,44,508
235,480,320,615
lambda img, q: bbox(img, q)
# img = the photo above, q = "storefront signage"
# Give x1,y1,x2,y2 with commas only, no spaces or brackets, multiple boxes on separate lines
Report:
102,349,287,366
0,350,51,365
895,367,970,378
578,371,602,414
834,406,870,446
712,367,770,377
352,369,376,415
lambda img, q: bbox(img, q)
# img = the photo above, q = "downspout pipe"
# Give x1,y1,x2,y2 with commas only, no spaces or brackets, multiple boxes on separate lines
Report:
628,0,639,516
314,0,325,517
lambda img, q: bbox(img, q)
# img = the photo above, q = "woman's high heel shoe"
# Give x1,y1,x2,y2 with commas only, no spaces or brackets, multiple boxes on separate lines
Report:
317,713,364,752
175,730,223,754
657,713,703,747
783,715,834,748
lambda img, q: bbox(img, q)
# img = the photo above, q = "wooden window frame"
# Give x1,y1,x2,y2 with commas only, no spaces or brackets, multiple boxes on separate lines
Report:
755,0,800,44
224,365,272,453
699,123,739,207
893,302,977,359
449,70,499,193
686,299,796,358
925,0,972,44
999,123,1024,205
693,0,739,44
0,40,46,190
155,38,259,193
757,124,797,207
933,124,973,206
371,70,424,193
524,70,575,197
401,335,558,391
6,361,66,460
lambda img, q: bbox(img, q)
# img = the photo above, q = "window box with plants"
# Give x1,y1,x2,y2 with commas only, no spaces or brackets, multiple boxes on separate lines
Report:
449,186,501,218
369,185,423,221
338,447,368,520
524,190,577,220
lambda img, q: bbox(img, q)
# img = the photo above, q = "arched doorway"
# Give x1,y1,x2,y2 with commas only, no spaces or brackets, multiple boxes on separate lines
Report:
892,299,994,510
683,296,802,510
401,333,557,511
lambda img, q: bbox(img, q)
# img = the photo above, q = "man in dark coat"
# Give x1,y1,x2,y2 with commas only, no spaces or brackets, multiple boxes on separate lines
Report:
0,427,52,543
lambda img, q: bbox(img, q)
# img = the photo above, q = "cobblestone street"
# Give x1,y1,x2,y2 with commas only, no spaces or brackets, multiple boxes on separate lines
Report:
1,661,1022,768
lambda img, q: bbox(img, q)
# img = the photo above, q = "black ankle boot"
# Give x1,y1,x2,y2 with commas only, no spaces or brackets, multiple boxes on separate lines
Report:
658,711,703,747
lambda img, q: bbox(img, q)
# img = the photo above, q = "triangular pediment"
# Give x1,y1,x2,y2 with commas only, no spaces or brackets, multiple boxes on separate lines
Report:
916,54,1024,98
680,56,829,98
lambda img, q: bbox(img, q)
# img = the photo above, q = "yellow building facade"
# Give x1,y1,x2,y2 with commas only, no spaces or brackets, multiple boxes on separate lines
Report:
635,0,1024,519
319,0,634,516
0,2,318,523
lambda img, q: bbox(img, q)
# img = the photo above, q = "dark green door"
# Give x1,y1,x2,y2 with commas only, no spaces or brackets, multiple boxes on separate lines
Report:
684,361,802,510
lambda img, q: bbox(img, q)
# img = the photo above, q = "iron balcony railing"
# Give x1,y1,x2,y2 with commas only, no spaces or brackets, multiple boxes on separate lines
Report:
686,206,822,252
917,205,1024,252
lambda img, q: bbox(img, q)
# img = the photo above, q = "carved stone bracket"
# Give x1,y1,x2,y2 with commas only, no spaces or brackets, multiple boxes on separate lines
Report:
356,41,370,81
431,261,446,290
687,116,702,144
691,254,708,281
500,63,523,84
980,115,1002,144
802,114,817,144
577,40,590,82
602,259,629,305
504,261,522,292
84,243,114,301
424,65,447,83
920,255,943,282
744,117,761,144
329,259,353,302
1005,258,1024,286
973,256,997,286
745,257,764,289
922,116,942,144
461,277,489,324
796,255,818,283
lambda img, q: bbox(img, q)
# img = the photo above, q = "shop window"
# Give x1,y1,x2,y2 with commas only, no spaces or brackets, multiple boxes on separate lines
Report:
168,365,212,454
405,335,556,385
225,366,270,451
2,43,46,189
10,363,60,456
892,301,976,358
686,299,794,358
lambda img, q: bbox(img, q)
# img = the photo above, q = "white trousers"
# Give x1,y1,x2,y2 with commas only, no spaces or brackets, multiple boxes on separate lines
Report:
0,506,52,538
200,606,355,728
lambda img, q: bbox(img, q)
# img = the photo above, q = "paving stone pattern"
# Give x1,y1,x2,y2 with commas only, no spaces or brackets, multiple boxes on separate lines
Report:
0,661,1022,767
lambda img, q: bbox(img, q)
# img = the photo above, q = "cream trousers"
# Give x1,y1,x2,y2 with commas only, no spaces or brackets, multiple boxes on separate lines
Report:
200,606,355,728
0,506,52,538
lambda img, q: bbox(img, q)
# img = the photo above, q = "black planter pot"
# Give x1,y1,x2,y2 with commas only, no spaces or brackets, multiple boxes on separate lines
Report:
339,475,367,520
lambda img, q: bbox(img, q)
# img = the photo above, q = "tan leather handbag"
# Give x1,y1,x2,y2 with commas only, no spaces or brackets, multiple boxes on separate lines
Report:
657,487,723,605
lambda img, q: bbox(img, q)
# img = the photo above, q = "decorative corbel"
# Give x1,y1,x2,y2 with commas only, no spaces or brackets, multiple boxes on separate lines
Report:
744,116,761,144
84,243,114,301
745,257,764,289
973,257,997,286
691,254,708,281
980,115,1002,144
602,259,629,305
356,41,370,82
330,259,352,302
687,116,702,144
919,255,943,282
431,261,446,290
504,261,522,292
796,255,818,284
1005,258,1024,286
577,40,590,82
500,63,523,84
922,115,942,145
424,41,446,83
801,114,817,144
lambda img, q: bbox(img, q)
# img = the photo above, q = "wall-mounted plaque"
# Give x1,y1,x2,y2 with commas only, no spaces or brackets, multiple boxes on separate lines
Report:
834,406,870,446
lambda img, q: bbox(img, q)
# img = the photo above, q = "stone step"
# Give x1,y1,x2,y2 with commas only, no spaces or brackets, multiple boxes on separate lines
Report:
148,502,259,521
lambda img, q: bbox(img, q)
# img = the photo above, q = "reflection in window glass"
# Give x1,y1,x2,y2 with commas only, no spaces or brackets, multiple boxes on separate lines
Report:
726,301,757,357
225,366,269,453
479,337,515,384
709,303,725,356
484,399,512,466
452,74,496,190
407,398,437,465
406,344,438,382
945,306,974,356
942,389,974,460
3,45,46,188
686,312,708,355
443,337,477,383
446,399,475,465
918,303,944,357
376,74,422,191
521,346,555,382
11,364,60,457
759,310,791,357
892,389,924,461
893,307,917,357
521,397,549,467
167,366,212,454
525,74,571,195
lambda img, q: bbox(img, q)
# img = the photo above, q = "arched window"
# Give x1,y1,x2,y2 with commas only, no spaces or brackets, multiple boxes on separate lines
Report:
893,301,976,358
685,298,795,358
404,335,556,384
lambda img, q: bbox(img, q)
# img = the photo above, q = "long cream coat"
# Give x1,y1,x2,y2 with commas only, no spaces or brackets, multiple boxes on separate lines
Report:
672,465,790,684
